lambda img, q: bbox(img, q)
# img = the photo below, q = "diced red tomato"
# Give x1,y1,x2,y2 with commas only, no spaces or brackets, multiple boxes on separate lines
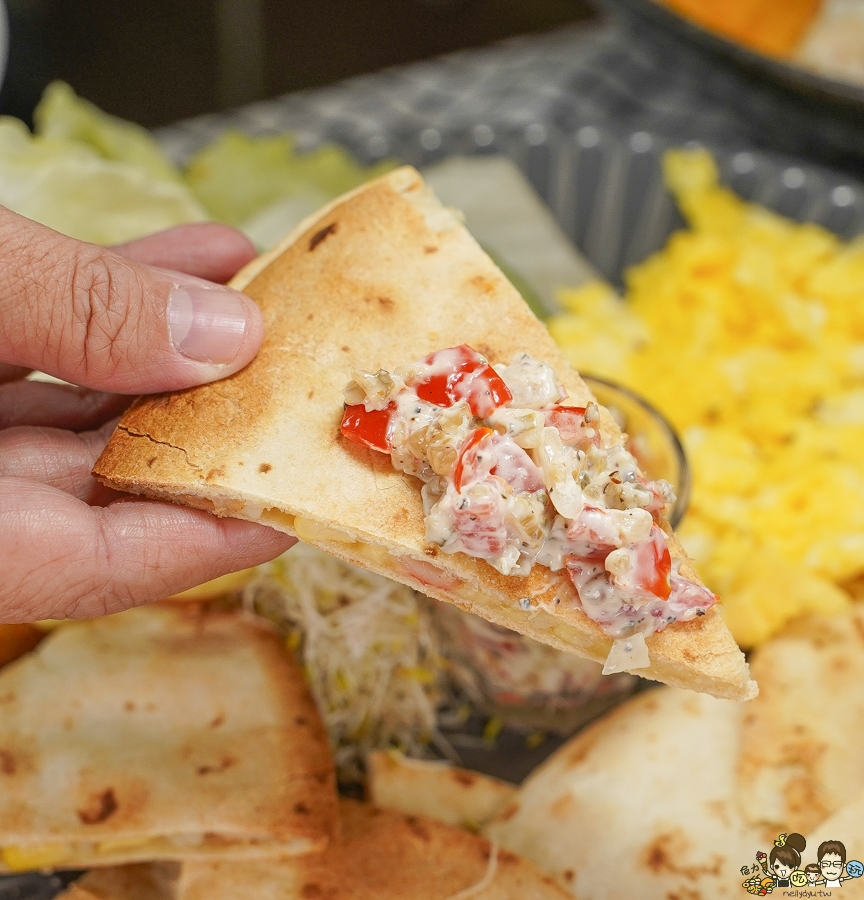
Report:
453,427,494,490
566,513,672,600
628,525,672,601
544,404,601,447
668,573,716,610
414,345,512,418
545,405,585,434
340,402,396,452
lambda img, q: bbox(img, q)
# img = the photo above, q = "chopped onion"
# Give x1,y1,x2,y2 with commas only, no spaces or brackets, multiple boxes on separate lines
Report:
602,632,650,675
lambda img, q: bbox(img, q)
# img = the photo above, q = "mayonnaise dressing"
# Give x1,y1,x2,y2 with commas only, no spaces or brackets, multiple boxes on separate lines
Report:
341,346,716,638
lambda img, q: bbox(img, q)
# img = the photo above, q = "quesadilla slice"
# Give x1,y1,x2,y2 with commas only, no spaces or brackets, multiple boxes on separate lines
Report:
93,166,755,701
57,864,180,900
0,604,337,871
737,608,864,836
176,798,570,900
366,750,516,831
484,687,762,899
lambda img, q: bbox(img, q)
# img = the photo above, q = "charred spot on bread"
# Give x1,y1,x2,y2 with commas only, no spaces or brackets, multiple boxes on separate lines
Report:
309,223,337,251
0,750,15,775
78,788,118,825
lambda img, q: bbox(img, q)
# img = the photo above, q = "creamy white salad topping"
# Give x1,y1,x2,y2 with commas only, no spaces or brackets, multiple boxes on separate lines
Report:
341,346,716,639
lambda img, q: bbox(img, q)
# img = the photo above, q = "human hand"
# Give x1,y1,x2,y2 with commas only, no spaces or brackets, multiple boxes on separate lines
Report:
0,209,295,623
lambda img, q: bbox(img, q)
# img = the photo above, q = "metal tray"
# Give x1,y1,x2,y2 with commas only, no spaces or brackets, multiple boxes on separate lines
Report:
4,116,864,899
611,0,864,113
364,121,864,288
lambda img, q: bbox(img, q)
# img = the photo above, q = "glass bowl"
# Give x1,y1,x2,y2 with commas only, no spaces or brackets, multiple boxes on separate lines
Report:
429,376,692,733
582,374,691,528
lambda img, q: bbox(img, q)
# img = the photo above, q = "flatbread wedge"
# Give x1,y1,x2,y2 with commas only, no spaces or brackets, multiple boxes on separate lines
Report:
366,750,516,830
93,166,755,701
176,798,571,900
53,801,569,900
484,687,762,899
0,604,337,871
737,608,864,837
57,864,180,900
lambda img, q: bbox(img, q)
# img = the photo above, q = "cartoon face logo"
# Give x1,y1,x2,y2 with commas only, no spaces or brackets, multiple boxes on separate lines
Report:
848,860,864,879
741,836,863,893
821,852,844,881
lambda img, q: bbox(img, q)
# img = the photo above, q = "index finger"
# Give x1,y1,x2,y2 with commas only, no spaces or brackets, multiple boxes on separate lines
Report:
112,223,257,284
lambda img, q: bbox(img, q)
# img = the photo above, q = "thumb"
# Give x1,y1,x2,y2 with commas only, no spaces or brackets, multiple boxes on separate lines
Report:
0,208,265,393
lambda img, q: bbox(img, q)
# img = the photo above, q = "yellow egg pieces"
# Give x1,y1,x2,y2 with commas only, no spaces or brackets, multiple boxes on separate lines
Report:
549,148,862,647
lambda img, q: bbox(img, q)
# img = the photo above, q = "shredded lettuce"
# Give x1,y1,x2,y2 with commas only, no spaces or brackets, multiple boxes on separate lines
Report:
34,81,185,184
0,82,393,249
242,544,454,781
0,115,206,245
185,130,396,237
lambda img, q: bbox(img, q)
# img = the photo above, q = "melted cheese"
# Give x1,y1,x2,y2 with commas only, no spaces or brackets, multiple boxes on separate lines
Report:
2,843,74,871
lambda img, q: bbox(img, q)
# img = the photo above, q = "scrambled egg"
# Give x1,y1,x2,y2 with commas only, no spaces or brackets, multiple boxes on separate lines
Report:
549,148,862,647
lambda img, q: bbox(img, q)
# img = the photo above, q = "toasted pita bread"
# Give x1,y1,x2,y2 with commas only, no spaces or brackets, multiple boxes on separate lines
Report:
366,750,516,830
176,798,570,900
484,686,762,899
0,604,337,871
737,609,864,837
93,166,754,702
57,864,179,900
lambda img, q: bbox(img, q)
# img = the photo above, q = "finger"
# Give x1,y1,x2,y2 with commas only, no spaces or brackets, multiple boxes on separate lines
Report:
0,209,265,394
0,364,31,384
0,381,132,430
112,223,256,284
0,421,120,504
0,479,295,623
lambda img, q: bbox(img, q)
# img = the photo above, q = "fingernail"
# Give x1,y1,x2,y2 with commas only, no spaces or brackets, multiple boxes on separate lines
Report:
167,286,251,364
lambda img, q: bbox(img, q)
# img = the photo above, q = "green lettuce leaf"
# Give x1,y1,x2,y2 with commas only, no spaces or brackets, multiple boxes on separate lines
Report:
0,115,206,245
6,82,393,247
34,81,184,184
185,129,396,227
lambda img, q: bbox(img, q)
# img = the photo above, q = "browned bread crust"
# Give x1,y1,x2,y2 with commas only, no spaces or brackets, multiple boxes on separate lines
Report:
94,167,755,701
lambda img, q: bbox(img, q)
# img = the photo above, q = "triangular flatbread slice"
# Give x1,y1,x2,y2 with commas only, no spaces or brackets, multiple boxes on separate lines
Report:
53,801,570,900
58,864,180,900
366,750,516,830
176,798,570,900
737,609,864,837
0,605,337,871
484,687,763,899
93,167,755,701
